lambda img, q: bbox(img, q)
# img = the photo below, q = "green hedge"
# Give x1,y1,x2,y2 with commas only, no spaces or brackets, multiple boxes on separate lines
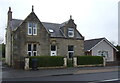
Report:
29,56,64,67
76,56,103,65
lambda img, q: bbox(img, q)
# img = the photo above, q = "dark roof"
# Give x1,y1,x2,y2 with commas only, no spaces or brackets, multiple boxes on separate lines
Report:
11,19,23,31
84,38,104,51
11,19,83,39
42,22,64,38
60,21,69,27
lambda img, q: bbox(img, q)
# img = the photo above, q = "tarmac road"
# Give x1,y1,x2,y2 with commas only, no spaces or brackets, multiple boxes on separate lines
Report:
2,71,119,82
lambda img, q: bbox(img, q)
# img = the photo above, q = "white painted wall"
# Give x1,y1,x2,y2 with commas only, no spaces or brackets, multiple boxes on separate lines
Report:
92,40,114,62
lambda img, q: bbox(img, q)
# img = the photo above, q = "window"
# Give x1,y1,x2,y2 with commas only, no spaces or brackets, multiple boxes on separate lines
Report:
33,23,37,35
49,29,54,33
27,44,37,56
68,45,74,51
28,44,32,56
68,28,74,37
28,23,32,35
28,22,37,35
33,44,37,56
98,51,108,59
51,45,57,56
51,45,56,51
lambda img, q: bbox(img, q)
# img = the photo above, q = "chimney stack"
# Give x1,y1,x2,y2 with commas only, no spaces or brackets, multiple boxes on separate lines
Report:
8,7,12,21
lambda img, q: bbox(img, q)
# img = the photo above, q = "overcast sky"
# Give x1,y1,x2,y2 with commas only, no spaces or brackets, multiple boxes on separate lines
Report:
0,0,119,45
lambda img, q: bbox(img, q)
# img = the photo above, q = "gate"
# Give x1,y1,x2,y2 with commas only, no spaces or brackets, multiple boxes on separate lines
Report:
67,58,73,67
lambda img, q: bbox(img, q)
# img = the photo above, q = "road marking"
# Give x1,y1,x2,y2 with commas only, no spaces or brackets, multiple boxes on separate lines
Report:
88,78,119,83
100,78,119,82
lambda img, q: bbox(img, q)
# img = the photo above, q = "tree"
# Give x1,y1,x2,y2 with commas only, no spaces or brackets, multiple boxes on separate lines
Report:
2,43,5,58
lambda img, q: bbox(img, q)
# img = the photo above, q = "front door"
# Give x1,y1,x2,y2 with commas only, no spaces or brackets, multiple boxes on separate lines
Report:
51,45,57,56
67,45,74,67
68,45,74,59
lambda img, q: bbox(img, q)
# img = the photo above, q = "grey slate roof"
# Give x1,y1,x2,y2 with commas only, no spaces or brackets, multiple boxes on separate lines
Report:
84,38,104,51
11,19,23,31
42,22,64,37
11,19,83,39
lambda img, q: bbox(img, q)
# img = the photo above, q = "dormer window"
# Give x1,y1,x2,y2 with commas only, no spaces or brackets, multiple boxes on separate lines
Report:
49,29,54,33
68,28,74,37
28,22,37,35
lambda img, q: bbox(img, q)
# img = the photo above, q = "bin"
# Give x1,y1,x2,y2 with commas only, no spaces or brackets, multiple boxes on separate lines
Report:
31,58,38,70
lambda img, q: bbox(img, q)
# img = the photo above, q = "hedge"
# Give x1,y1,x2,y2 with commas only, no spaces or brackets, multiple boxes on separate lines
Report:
76,56,103,65
29,56,64,67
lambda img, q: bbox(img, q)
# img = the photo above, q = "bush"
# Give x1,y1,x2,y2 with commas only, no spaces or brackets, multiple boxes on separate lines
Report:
29,56,64,67
76,56,103,65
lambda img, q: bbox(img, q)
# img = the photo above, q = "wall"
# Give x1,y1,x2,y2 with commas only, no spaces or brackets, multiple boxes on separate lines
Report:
92,40,114,61
12,12,50,67
50,38,84,57
5,27,12,66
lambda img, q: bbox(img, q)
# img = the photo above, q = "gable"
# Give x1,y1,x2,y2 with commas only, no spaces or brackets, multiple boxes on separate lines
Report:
93,40,113,51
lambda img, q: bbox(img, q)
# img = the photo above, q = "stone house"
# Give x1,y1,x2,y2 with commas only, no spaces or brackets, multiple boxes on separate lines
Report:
84,38,118,62
6,6,84,67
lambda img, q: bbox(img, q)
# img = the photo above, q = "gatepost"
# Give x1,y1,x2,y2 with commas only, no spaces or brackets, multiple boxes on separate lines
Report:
63,57,67,67
73,57,77,67
24,57,29,70
103,57,106,67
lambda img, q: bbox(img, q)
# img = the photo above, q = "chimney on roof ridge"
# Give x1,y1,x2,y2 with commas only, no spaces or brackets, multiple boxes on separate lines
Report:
32,5,34,12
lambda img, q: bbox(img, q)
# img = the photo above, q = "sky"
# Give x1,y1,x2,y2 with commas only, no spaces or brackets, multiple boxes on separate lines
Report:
0,0,119,45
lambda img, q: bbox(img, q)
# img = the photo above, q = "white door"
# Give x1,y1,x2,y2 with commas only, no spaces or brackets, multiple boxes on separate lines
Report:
51,45,57,56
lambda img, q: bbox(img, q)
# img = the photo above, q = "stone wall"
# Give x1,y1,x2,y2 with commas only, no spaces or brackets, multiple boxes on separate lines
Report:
12,12,50,67
50,38,84,57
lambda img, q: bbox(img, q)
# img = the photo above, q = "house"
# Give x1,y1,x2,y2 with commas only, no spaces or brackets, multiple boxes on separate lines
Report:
84,38,118,62
5,6,84,67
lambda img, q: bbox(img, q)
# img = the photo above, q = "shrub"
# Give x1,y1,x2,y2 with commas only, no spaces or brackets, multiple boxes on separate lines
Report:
29,56,64,67
76,56,103,65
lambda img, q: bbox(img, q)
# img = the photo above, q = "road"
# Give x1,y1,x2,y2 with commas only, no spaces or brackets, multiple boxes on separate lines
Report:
2,71,119,83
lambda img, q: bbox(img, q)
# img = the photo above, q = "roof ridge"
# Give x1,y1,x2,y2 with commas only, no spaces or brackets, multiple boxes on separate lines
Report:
12,18,23,21
42,22,60,25
85,37,105,41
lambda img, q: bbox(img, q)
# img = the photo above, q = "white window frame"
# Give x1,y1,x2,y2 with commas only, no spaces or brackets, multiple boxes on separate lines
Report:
68,28,74,37
27,43,37,56
28,22,37,35
28,23,32,35
50,45,57,56
33,51,37,56
33,23,37,35
28,51,32,56
97,50,108,59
